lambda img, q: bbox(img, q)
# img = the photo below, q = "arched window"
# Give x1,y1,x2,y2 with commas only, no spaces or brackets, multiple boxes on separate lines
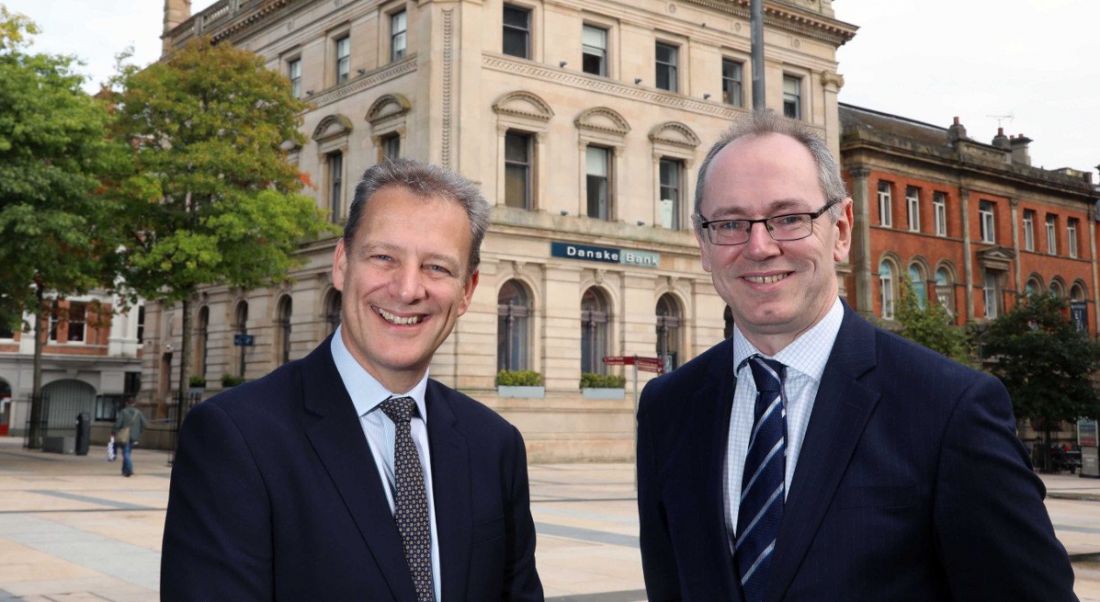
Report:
276,295,292,366
908,264,927,310
879,260,896,320
1071,283,1086,302
1025,276,1043,297
656,294,682,371
195,306,209,380
1049,279,1065,300
324,290,342,336
935,267,955,317
497,280,531,372
581,288,610,374
234,301,249,377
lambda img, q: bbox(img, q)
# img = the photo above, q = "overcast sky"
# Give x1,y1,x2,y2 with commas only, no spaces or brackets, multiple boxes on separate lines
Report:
6,0,1098,178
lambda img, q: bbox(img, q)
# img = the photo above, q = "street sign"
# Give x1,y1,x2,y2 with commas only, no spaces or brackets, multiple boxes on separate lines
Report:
233,334,255,347
603,355,664,374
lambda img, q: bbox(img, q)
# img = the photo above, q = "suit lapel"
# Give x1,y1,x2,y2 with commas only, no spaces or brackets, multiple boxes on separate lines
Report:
299,339,416,601
766,309,880,602
425,381,472,602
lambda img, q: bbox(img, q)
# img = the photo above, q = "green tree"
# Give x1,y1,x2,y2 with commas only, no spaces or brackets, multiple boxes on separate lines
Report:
107,38,331,432
980,293,1100,470
894,279,971,364
0,6,121,446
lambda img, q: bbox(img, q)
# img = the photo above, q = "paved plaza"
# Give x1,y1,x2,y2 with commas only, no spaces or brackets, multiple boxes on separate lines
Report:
0,436,1098,601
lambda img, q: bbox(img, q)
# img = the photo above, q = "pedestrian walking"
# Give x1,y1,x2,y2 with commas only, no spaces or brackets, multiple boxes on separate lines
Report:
113,396,148,477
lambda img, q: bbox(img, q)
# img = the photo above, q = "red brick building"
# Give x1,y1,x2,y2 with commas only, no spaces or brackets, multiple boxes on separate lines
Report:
840,104,1098,335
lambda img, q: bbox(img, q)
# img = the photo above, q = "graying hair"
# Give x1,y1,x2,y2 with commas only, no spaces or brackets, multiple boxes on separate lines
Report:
345,158,491,276
693,110,848,225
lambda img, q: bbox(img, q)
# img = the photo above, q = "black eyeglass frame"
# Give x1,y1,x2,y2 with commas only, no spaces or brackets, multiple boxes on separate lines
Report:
694,199,841,246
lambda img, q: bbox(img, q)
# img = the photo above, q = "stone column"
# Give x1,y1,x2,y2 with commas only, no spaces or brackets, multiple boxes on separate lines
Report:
847,167,873,315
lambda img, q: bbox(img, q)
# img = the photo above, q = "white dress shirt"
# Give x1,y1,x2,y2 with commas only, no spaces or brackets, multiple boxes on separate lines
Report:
724,298,844,552
331,327,441,601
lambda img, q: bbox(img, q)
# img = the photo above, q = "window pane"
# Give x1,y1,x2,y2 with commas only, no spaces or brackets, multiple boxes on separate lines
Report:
503,5,530,58
655,43,677,92
391,11,407,61
582,25,607,76
722,59,743,106
659,158,681,229
783,75,801,119
586,147,609,219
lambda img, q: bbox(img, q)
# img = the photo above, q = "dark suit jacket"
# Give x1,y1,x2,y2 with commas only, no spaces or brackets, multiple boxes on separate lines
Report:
161,338,543,601
637,304,1076,601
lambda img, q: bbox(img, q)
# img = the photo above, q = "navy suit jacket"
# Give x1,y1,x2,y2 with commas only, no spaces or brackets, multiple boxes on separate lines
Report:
161,338,543,601
637,305,1076,601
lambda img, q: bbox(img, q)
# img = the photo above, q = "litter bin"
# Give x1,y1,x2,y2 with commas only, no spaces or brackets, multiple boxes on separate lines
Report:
75,412,91,456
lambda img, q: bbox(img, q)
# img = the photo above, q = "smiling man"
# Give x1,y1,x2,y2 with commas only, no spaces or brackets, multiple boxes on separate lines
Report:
636,112,1076,601
162,159,543,601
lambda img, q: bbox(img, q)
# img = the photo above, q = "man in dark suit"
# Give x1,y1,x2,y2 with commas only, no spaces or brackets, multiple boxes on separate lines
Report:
162,159,543,601
636,111,1076,601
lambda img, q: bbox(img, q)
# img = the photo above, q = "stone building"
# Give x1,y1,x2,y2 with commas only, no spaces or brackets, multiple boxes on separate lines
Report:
148,0,856,460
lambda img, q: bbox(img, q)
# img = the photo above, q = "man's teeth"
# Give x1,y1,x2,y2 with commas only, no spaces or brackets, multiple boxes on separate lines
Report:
746,273,787,284
378,308,421,325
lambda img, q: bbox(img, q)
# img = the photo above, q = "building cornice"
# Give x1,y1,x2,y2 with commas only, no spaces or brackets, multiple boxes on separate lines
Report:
681,0,856,46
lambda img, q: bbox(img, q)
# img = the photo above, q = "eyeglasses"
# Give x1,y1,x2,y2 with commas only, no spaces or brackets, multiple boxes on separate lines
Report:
694,199,840,246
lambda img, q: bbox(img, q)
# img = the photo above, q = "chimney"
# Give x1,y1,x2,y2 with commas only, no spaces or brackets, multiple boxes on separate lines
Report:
947,116,968,145
1010,134,1032,166
992,127,1010,150
163,0,192,54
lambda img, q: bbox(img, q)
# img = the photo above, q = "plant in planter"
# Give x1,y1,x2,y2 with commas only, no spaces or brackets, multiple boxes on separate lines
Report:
221,373,245,388
496,370,545,398
580,372,626,399
189,375,207,389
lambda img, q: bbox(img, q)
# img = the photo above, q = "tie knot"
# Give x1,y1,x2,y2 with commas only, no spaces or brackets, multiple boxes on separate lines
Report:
747,355,785,394
380,396,418,424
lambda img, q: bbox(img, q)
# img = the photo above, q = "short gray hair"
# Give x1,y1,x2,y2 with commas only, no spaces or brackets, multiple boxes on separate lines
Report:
345,159,490,276
693,110,848,224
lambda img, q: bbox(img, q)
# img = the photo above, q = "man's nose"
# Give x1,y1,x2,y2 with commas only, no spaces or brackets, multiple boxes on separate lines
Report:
742,221,780,258
392,264,427,302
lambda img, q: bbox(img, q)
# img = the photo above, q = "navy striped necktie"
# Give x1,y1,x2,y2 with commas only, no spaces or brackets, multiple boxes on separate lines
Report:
736,355,787,602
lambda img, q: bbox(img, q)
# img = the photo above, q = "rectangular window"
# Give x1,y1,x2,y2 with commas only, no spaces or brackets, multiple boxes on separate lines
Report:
983,269,1000,318
783,75,801,119
655,42,678,92
721,58,743,107
1068,218,1079,258
391,10,407,61
659,158,683,229
585,146,611,220
328,151,343,223
877,181,892,227
381,134,400,161
1046,214,1057,255
48,303,60,341
287,58,302,98
933,192,947,236
504,131,533,209
67,302,86,343
502,5,531,58
1022,209,1035,251
582,25,607,76
979,200,995,243
335,36,350,83
906,186,920,232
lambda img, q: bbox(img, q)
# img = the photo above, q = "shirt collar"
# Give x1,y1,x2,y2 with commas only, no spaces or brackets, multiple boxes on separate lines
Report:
733,297,844,383
330,326,430,421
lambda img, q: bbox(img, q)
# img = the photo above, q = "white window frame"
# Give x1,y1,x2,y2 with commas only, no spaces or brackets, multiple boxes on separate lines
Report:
390,10,407,62
582,24,608,77
502,4,532,59
722,57,743,107
1022,210,1035,251
782,74,802,120
655,41,679,92
334,35,351,84
932,192,946,236
879,260,895,320
877,181,892,228
1068,218,1079,258
1046,214,1058,255
287,57,302,98
979,201,995,243
906,186,920,232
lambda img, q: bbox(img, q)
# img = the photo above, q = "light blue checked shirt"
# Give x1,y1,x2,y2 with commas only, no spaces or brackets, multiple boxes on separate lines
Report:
724,298,844,552
331,327,441,602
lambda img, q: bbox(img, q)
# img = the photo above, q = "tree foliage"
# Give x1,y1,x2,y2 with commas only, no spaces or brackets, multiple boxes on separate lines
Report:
980,294,1100,436
894,279,971,364
0,5,119,332
105,38,332,414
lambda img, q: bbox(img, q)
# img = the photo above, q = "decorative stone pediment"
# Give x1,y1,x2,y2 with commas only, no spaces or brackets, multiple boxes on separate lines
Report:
366,94,411,125
311,114,353,142
977,246,1015,271
575,107,630,137
648,122,701,149
492,91,554,123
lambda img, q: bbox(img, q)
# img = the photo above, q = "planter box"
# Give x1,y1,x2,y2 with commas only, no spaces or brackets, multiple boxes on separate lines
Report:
497,385,545,399
582,387,625,400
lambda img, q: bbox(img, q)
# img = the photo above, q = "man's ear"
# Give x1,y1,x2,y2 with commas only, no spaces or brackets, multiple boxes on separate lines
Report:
332,238,347,292
833,198,854,263
457,269,479,316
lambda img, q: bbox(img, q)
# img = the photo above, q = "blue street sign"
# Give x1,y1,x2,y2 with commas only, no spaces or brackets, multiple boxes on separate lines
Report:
234,334,255,347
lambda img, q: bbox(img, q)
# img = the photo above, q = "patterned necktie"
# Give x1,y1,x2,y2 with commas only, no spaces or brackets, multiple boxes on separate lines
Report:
379,396,434,602
736,355,787,602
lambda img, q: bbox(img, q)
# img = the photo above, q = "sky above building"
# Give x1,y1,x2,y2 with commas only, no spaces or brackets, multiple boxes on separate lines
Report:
5,0,1098,178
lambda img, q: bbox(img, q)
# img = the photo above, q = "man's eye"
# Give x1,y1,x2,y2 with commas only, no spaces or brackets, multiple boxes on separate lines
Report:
773,215,805,227
716,221,748,232
427,264,453,276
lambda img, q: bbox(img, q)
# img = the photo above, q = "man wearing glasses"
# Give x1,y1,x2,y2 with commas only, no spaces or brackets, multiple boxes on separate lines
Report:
636,111,1076,601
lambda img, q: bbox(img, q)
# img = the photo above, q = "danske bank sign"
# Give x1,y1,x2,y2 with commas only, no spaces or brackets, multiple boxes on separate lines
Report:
550,241,660,268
